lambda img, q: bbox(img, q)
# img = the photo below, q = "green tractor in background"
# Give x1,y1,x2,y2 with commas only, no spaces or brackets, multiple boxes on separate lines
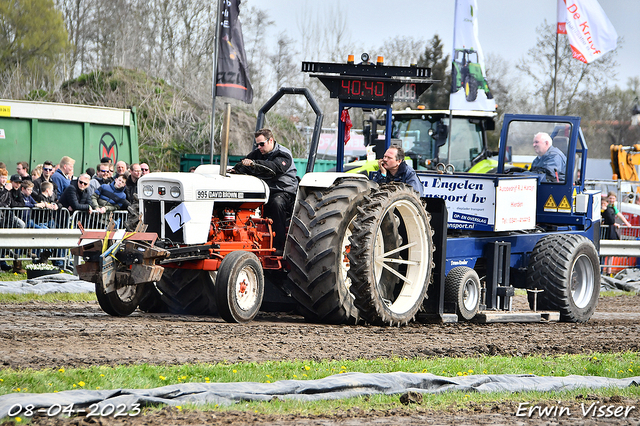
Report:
344,109,498,176
452,48,493,102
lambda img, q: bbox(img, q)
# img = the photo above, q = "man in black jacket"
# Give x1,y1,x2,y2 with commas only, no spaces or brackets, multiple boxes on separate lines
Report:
233,128,298,254
59,174,105,213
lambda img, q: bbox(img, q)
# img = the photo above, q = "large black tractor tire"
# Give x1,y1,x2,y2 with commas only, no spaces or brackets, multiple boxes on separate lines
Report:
215,251,264,323
138,282,169,313
156,267,217,315
348,183,434,325
95,281,146,317
285,177,377,324
527,234,600,322
444,266,481,321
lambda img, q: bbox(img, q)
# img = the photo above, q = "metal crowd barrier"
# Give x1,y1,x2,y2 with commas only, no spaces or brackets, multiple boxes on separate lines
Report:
0,207,128,269
600,224,640,273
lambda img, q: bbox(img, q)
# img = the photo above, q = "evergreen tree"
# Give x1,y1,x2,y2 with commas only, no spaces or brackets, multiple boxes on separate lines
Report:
417,35,450,110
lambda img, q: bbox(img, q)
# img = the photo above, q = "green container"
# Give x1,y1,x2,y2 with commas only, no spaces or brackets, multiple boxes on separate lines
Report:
181,154,337,179
0,99,139,173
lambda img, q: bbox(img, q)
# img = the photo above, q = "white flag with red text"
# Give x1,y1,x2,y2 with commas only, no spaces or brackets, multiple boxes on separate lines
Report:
449,0,495,112
560,0,617,63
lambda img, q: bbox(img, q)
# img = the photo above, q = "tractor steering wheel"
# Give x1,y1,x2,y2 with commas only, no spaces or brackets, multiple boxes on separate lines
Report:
233,162,276,179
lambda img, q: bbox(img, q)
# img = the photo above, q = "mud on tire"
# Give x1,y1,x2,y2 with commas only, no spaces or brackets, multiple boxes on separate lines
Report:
527,234,600,322
285,177,377,324
347,183,434,325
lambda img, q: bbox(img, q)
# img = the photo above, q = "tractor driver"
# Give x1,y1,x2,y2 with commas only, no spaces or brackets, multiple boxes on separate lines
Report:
371,145,424,196
233,128,298,255
530,132,566,183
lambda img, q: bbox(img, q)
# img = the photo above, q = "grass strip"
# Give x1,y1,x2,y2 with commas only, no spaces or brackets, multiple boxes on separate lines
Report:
1,352,638,396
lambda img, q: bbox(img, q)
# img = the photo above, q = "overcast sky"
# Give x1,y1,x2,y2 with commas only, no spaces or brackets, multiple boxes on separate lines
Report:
245,0,639,89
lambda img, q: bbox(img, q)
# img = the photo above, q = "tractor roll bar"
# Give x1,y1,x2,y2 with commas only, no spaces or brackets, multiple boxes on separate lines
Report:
255,87,324,174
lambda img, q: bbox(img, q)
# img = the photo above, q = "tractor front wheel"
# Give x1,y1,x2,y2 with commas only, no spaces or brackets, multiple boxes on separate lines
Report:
215,251,264,323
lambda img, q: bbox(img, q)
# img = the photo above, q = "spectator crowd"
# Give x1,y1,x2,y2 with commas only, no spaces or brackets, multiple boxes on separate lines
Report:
0,156,150,271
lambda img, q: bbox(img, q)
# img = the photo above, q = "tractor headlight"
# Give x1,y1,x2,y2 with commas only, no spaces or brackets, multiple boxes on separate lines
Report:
170,186,181,198
143,185,153,197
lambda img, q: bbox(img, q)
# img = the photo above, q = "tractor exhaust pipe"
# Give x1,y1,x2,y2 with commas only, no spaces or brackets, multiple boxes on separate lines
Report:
220,102,231,176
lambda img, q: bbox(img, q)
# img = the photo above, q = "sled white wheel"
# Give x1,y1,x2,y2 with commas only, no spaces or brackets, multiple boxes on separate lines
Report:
445,266,481,321
527,234,600,322
216,251,264,323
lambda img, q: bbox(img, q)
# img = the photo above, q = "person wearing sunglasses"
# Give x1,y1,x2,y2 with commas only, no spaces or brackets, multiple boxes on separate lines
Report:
59,173,105,213
89,161,114,195
32,160,60,202
232,128,298,255
140,163,150,175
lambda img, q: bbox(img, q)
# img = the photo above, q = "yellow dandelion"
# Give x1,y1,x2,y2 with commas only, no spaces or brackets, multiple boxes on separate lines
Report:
341,366,347,370
15,417,21,423
58,368,65,373
422,369,428,373
14,388,20,392
72,384,76,388
233,369,237,373
483,370,487,374
181,376,187,380
78,381,85,387
629,369,634,372
159,375,166,380
304,365,311,371
176,405,182,411
266,374,271,378
266,380,270,383
302,374,307,377
468,369,473,374
0,379,3,382
100,374,105,377
293,374,297,378
96,387,100,389
457,372,463,376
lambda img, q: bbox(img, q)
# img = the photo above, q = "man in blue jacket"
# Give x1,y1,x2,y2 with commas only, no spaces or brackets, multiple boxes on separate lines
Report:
371,145,423,196
530,132,566,183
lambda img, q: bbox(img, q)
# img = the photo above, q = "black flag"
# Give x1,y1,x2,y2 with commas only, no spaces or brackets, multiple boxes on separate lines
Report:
216,0,253,104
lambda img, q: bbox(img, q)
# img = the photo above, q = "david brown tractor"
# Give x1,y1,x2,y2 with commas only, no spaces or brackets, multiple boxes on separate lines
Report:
73,55,601,326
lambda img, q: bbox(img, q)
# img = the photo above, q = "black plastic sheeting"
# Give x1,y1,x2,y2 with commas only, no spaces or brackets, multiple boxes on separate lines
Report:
1,372,639,418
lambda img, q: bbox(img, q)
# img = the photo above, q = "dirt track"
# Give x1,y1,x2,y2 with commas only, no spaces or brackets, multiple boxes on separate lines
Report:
1,294,640,425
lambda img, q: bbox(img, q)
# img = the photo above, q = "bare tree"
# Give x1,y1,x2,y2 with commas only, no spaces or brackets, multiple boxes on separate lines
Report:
516,20,620,115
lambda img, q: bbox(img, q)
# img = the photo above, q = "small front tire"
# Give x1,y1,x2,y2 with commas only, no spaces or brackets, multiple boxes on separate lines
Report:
215,251,264,323
444,267,481,321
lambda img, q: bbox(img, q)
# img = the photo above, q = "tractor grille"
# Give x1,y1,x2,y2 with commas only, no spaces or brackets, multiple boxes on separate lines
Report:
143,200,184,243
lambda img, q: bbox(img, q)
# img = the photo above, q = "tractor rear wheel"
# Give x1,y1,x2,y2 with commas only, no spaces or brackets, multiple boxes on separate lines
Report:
156,267,217,315
348,183,434,325
527,234,600,322
215,251,264,323
286,177,377,324
95,280,146,316
465,76,478,102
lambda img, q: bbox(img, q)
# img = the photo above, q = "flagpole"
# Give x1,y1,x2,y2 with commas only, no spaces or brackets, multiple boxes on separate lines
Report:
210,0,224,165
553,31,558,116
